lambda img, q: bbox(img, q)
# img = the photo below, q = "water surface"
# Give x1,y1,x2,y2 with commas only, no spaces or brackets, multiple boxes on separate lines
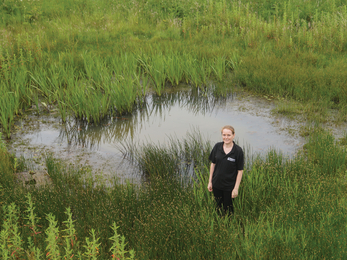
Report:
10,89,304,183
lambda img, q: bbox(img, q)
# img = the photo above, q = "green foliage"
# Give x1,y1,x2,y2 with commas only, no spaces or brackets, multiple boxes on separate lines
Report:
339,132,347,146
1,0,347,136
45,213,61,260
0,194,135,259
83,229,101,260
0,134,14,196
1,129,347,258
235,52,347,107
0,132,5,150
0,0,43,25
1,1,347,257
0,203,23,258
304,128,346,174
121,129,212,179
62,207,77,259
110,222,135,260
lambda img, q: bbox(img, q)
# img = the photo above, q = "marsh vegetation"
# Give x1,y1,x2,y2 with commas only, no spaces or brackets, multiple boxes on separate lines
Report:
1,0,347,259
1,0,347,137
1,128,347,259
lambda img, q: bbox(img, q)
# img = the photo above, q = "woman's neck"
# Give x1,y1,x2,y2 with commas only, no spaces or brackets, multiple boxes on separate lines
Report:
224,142,233,148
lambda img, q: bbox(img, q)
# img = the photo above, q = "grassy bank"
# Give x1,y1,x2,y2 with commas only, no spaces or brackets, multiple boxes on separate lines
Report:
1,1,347,258
1,129,347,259
1,0,347,137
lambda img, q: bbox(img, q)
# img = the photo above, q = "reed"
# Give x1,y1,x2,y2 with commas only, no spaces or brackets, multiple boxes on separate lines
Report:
0,134,15,199
1,2,347,257
0,91,18,139
1,129,347,258
161,52,178,86
120,129,212,180
2,0,347,137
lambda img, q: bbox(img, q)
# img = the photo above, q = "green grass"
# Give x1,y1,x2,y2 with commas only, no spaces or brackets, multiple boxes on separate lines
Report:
1,194,135,259
119,130,212,179
1,1,347,258
1,129,347,259
1,0,347,136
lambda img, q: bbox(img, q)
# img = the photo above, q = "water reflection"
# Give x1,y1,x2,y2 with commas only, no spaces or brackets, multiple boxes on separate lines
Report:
11,87,305,183
58,88,231,150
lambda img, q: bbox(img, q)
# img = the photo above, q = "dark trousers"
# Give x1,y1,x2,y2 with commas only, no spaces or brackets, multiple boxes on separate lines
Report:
213,187,234,215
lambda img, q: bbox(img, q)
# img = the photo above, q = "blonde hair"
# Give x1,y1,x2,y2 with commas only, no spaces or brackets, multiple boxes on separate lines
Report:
221,125,235,135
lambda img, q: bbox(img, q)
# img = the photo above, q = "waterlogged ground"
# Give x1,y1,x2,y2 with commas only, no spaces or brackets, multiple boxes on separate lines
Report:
8,88,307,184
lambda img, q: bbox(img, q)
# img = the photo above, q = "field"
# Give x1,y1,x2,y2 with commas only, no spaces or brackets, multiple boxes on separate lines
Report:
1,0,347,259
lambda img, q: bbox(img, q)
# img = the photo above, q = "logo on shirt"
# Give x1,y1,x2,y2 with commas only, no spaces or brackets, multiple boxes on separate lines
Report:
227,157,235,162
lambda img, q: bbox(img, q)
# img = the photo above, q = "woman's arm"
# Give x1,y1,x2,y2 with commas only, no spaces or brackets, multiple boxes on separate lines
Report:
232,170,243,198
208,163,215,192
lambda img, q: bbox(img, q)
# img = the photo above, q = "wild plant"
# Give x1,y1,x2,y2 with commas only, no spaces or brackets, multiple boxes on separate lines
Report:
211,56,226,82
2,1,347,258
109,222,135,260
192,168,214,209
83,229,101,260
0,203,23,259
62,207,77,259
0,91,17,138
45,213,61,260
25,193,41,239
121,129,211,179
2,127,347,258
164,51,184,86
0,132,5,150
2,0,347,128
148,54,167,96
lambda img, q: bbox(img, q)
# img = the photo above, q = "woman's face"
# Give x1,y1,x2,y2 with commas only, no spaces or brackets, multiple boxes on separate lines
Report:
222,129,235,145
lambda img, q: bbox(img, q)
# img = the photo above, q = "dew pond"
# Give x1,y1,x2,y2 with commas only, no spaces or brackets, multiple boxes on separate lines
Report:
8,87,306,184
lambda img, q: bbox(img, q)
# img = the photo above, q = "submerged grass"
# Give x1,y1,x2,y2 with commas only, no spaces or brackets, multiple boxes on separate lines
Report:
1,129,347,259
119,129,212,180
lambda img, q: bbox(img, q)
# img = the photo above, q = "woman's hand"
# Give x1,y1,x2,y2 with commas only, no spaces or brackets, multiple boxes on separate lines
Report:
208,182,213,192
208,163,215,192
232,188,238,198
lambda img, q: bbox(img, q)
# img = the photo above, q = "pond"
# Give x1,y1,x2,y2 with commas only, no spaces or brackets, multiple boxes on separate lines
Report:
8,88,305,184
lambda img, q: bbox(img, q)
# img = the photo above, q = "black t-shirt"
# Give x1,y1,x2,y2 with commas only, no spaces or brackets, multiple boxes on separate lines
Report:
209,141,244,191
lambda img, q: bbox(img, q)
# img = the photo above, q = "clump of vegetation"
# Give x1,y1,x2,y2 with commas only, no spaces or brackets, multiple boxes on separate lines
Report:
1,0,347,258
1,129,347,259
120,130,212,179
1,0,347,137
338,132,347,146
1,194,135,259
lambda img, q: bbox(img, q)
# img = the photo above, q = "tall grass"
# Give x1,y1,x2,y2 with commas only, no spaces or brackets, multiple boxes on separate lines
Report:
0,195,135,259
1,129,347,258
119,129,213,181
0,47,235,136
1,0,347,137
0,133,15,193
1,1,347,257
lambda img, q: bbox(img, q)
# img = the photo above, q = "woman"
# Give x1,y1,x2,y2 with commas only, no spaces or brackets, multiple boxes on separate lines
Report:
208,125,244,215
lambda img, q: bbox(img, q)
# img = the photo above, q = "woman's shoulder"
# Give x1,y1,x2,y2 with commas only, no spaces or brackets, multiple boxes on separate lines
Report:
211,142,223,151
214,142,224,148
233,143,244,153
